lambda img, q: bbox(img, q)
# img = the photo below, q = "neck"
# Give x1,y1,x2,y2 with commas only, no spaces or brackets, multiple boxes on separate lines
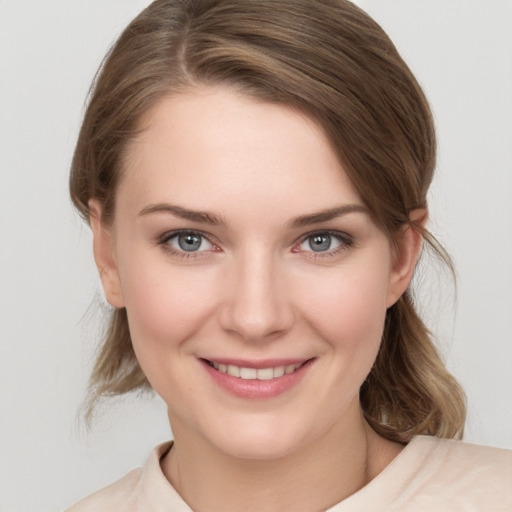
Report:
161,407,400,512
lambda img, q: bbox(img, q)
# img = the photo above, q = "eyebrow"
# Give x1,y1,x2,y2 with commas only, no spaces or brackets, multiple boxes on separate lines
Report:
138,203,227,226
288,204,369,228
138,202,368,228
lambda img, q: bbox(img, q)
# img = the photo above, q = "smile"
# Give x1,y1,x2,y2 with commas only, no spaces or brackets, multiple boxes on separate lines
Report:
206,361,304,380
201,358,314,399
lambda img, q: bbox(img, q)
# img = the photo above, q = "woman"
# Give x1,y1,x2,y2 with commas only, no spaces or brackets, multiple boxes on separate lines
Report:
66,0,512,510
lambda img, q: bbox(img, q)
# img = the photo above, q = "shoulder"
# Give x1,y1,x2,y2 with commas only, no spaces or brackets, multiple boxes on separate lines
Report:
64,468,143,512
333,436,512,512
411,435,512,474
397,436,512,509
64,442,188,512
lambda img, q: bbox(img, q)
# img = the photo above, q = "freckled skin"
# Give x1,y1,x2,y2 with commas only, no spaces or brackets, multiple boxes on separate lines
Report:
91,86,419,511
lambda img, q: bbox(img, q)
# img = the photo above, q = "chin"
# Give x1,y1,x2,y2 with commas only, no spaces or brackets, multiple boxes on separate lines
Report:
218,437,302,461
204,414,311,461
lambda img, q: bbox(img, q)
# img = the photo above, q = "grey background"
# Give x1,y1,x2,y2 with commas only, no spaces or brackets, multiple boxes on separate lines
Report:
1,1,511,510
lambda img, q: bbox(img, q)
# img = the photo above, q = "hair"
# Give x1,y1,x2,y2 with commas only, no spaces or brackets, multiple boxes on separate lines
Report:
70,0,466,442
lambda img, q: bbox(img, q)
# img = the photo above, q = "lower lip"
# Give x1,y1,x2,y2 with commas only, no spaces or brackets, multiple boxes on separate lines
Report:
201,359,314,400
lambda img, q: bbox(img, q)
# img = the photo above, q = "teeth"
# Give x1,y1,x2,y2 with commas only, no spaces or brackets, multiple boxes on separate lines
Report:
257,368,274,380
240,367,257,379
227,364,240,377
273,366,285,378
285,364,296,375
209,361,303,380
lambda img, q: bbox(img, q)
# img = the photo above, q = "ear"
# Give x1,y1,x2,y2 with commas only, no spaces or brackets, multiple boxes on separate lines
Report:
386,209,426,308
89,200,125,308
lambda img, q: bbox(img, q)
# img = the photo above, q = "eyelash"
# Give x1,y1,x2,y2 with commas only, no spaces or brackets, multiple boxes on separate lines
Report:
157,230,219,259
293,230,354,259
157,229,354,259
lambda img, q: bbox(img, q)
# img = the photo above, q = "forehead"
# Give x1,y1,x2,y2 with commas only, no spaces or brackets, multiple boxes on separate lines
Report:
118,86,363,216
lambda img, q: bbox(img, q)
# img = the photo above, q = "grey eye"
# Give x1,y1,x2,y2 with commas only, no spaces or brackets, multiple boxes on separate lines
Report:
169,232,212,252
298,233,345,254
308,234,333,252
178,233,202,251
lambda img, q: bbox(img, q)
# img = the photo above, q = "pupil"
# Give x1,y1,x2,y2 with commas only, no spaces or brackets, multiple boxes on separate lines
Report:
178,233,201,251
309,234,331,252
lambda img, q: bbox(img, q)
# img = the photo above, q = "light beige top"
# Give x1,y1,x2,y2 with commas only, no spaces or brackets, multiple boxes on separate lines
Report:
66,436,512,511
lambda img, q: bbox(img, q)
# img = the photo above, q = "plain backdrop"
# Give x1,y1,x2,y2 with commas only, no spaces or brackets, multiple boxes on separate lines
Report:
1,1,511,511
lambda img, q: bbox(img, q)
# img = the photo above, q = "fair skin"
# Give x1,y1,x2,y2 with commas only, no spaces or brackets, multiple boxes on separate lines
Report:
91,86,423,512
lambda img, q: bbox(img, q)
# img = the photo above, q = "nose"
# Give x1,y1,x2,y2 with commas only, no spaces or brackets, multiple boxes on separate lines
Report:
219,249,295,343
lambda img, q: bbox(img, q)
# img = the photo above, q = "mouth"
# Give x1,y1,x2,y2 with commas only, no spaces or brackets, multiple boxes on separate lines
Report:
200,357,314,399
203,359,308,381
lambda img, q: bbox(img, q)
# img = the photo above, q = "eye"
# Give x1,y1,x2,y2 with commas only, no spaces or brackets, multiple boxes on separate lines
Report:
163,231,214,253
302,233,338,252
296,231,353,255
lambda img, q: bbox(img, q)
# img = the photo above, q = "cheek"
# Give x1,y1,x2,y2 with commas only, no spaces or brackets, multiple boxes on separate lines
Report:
117,250,218,362
299,262,390,356
288,259,391,418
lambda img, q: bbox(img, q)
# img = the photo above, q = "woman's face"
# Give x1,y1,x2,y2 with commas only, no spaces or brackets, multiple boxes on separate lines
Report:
92,86,416,459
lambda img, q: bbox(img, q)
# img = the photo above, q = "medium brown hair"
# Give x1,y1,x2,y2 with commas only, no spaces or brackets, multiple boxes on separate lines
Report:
71,0,466,441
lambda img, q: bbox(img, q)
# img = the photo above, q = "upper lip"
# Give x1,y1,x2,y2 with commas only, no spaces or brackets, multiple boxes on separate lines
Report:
200,357,313,369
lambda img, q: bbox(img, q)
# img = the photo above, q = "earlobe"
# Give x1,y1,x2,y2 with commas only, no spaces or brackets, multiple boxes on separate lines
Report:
386,209,426,308
89,200,125,308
